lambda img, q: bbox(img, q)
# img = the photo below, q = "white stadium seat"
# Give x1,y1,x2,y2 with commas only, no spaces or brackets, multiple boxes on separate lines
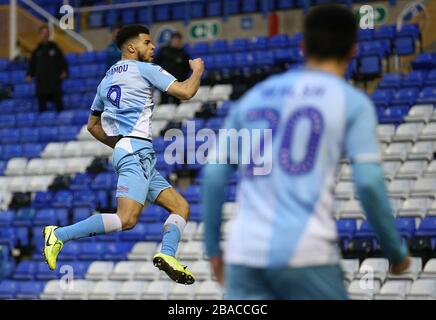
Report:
393,123,424,142
405,105,434,123
195,280,223,300
396,160,428,179
190,260,212,281
141,280,173,300
25,159,46,175
419,123,436,141
64,157,94,174
356,258,389,283
168,282,198,300
421,259,436,279
382,142,412,161
8,176,28,192
152,104,176,121
173,102,202,121
376,124,395,143
407,141,436,161
134,262,161,281
178,241,204,261
406,279,436,300
63,141,84,158
388,179,414,198
127,242,158,261
382,161,402,180
338,164,353,181
115,281,148,300
88,281,122,300
411,178,436,197
110,261,142,281
41,142,65,159
5,158,28,176
0,191,12,210
222,202,237,221
43,159,65,175
190,86,211,102
62,280,95,300
348,279,381,300
209,84,233,101
27,175,55,192
77,124,94,141
85,261,115,281
181,221,198,242
397,197,432,218
339,200,365,220
388,257,422,281
374,280,412,300
152,120,168,137
194,222,205,241
40,280,63,300
334,181,354,199
340,259,360,282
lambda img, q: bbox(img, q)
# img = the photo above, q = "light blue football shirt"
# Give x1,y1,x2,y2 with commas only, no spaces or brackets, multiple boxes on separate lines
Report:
90,60,176,139
221,68,380,267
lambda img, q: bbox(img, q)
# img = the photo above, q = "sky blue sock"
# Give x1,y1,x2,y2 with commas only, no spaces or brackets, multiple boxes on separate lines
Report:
54,214,115,243
160,224,181,257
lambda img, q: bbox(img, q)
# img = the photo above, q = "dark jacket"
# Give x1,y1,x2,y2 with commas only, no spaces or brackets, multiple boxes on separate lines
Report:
105,41,121,71
27,41,68,95
154,45,191,81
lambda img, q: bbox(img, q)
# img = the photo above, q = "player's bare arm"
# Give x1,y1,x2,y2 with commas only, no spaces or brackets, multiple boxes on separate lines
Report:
166,58,204,100
87,114,119,149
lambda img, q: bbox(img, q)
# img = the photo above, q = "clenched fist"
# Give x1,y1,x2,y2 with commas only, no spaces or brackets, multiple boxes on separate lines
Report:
189,58,205,75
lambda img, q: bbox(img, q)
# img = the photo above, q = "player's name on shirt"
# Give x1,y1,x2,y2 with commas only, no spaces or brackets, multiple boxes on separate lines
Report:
261,85,326,98
106,64,129,77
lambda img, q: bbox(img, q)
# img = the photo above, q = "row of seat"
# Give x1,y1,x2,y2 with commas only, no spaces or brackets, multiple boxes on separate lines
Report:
378,70,436,89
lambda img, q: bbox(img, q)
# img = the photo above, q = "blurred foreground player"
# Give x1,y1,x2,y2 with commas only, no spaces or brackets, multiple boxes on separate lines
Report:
202,5,411,299
43,25,204,285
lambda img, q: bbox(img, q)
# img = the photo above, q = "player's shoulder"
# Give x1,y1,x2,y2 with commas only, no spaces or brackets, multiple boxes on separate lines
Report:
343,81,374,109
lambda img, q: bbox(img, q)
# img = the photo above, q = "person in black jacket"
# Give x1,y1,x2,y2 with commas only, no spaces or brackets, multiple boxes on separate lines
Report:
26,25,68,112
154,31,190,104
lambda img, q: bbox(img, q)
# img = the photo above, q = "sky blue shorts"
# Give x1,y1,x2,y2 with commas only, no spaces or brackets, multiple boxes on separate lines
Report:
112,137,171,205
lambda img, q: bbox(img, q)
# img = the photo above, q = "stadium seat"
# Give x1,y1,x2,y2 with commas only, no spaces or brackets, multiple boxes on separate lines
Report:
110,261,142,281
374,280,412,300
421,259,436,279
348,279,381,300
141,280,173,300
127,242,157,261
408,142,436,161
383,142,412,162
403,70,426,87
88,280,122,300
396,161,428,179
406,279,436,300
134,262,161,281
62,279,95,300
388,257,422,281
0,280,19,299
16,281,45,299
195,280,223,300
405,105,433,123
168,282,198,300
416,87,436,104
388,179,413,198
85,261,114,281
115,281,147,300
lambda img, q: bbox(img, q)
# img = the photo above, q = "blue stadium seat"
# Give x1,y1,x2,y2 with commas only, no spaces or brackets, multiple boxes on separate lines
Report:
79,51,97,65
0,280,19,299
73,190,97,209
210,40,228,53
52,190,73,208
0,114,15,129
155,4,170,21
15,227,30,246
0,100,14,114
241,0,257,13
32,192,54,209
378,73,403,89
183,185,201,203
371,90,393,107
0,128,20,144
268,34,289,48
144,223,164,241
105,10,118,27
358,28,374,41
426,69,436,86
120,223,147,241
79,242,105,260
96,190,109,209
31,227,44,250
121,9,136,24
22,143,45,158
226,185,237,201
377,105,409,124
229,38,248,52
254,51,275,66
395,217,416,239
415,217,436,237
57,125,80,141
140,205,165,223
19,127,39,143
394,37,415,56
56,111,75,126
374,25,396,40
37,111,57,127
58,242,81,261
248,36,268,50
397,24,420,41
402,70,426,87
16,112,37,128
214,54,234,69
189,203,202,221
391,88,419,105
13,208,35,228
2,145,23,160
0,228,16,248
16,281,45,299
191,42,209,56
207,0,221,16
358,55,382,77
277,0,295,9
412,53,436,70
95,50,108,64
0,210,14,227
234,52,254,68
416,87,436,104
13,261,38,280
72,207,91,223
103,242,134,261
207,117,225,131
70,173,93,191
33,209,58,227
92,172,117,190
89,12,104,28
336,219,357,240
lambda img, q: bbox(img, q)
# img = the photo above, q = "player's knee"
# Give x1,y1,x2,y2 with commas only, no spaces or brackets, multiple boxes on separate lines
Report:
118,213,138,231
